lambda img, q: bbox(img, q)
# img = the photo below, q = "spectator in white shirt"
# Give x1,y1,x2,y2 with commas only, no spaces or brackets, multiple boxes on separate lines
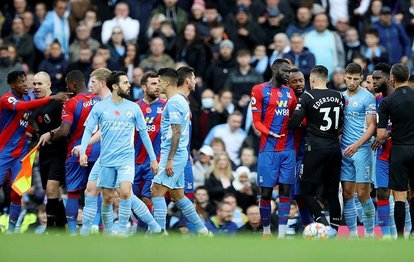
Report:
101,2,139,44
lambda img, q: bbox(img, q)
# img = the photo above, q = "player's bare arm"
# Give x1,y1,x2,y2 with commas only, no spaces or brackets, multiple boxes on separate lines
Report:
38,123,71,146
166,124,181,177
72,129,101,156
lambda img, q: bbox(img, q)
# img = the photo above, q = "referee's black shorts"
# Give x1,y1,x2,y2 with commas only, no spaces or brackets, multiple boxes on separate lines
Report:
389,145,414,191
301,147,342,185
39,151,66,189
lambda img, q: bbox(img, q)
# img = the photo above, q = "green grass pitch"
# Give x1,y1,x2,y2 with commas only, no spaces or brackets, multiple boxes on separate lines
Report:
0,234,412,262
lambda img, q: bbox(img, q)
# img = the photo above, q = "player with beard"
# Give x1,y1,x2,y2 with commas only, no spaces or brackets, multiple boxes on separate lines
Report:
251,59,297,238
79,71,161,236
371,63,394,238
288,65,345,235
133,72,166,231
287,68,313,227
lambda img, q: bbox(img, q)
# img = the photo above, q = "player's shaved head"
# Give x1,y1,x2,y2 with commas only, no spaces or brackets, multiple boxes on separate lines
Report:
34,71,51,84
33,71,52,98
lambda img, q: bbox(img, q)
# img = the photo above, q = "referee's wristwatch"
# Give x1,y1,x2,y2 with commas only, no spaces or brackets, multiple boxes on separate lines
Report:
49,130,55,139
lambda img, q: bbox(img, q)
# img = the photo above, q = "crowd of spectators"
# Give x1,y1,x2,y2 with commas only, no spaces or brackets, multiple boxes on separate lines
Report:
1,0,414,234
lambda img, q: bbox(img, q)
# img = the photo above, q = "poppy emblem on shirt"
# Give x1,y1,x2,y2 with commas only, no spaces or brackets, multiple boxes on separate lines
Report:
114,110,121,116
44,114,51,124
37,115,43,123
277,92,282,97
146,107,152,114
345,100,349,106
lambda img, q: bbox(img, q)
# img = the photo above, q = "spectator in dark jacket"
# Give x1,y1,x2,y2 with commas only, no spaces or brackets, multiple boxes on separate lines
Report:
205,202,238,235
225,5,265,52
285,6,314,37
3,17,34,68
176,22,208,77
225,49,263,109
38,40,68,93
343,27,362,65
204,40,237,94
371,6,411,64
283,34,315,90
361,28,389,72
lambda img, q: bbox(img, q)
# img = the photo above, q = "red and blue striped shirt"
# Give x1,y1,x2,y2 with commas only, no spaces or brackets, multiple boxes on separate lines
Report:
251,82,297,152
134,98,166,164
62,93,100,162
0,92,50,158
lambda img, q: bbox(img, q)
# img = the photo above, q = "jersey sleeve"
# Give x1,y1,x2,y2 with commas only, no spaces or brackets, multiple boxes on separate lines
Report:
377,97,389,129
251,85,270,135
0,95,50,111
364,93,377,116
61,99,75,125
288,92,308,129
80,105,100,154
168,100,185,125
134,104,147,131
288,88,298,115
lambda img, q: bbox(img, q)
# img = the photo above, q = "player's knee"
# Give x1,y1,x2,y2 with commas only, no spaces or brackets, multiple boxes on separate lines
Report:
377,188,390,200
151,184,164,197
119,192,130,200
342,189,354,200
46,183,59,198
356,190,370,202
393,190,407,202
102,192,113,204
85,183,99,197
141,197,152,206
278,184,291,197
260,187,273,200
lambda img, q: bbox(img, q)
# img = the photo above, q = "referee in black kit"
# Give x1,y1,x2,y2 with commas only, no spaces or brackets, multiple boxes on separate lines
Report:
32,72,68,229
377,63,414,237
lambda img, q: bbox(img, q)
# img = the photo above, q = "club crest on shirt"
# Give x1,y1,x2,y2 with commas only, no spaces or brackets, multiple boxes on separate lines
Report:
157,107,163,114
126,111,133,118
287,92,292,99
352,101,358,107
7,97,17,104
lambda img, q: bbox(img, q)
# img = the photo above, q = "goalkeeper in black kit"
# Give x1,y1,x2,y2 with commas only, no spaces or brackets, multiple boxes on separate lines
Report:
288,65,345,236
